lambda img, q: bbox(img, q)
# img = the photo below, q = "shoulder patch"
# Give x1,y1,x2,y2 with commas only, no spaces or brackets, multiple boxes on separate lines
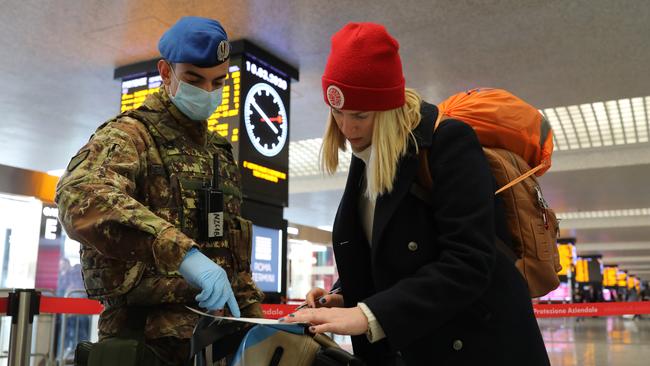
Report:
66,150,90,172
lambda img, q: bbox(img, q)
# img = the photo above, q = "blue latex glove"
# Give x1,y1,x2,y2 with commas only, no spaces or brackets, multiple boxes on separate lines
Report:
179,248,241,317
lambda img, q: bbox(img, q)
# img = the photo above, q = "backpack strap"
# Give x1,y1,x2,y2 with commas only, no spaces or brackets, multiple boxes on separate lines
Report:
410,113,446,204
411,147,434,205
494,162,547,195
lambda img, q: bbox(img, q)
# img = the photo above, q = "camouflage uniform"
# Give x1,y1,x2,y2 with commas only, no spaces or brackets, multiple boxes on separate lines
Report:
56,88,264,362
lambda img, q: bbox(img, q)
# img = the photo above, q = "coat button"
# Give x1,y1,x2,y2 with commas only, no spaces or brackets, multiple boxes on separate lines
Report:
408,241,418,251
453,339,463,351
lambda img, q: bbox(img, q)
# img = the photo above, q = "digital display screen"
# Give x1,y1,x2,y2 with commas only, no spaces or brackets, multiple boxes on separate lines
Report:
575,258,589,283
120,74,163,112
251,224,284,293
603,266,618,287
628,275,637,289
557,242,576,276
237,54,290,207
617,270,627,287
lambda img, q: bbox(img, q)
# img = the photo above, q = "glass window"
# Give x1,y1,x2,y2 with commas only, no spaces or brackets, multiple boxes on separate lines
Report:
286,239,338,300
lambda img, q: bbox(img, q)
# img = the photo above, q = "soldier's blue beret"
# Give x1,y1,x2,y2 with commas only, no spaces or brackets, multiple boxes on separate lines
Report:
158,16,230,67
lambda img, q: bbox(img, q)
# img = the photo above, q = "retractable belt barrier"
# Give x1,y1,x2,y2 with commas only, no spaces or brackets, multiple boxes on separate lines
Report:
0,296,292,317
533,301,650,318
1,296,103,315
2,296,650,319
262,302,650,319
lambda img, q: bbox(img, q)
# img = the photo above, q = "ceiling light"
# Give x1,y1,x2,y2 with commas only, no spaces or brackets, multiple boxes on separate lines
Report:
46,169,65,177
540,94,650,151
556,208,650,220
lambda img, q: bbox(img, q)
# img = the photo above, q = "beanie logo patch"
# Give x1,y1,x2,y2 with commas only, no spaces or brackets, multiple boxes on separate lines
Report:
327,85,345,109
217,40,230,62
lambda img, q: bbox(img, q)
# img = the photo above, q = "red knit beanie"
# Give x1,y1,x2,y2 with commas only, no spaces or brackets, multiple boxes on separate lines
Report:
322,22,405,111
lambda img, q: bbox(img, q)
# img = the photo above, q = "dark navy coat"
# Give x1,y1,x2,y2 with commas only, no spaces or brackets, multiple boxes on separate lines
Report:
331,103,550,365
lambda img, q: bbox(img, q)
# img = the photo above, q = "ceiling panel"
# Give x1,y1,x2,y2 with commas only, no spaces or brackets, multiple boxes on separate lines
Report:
539,164,650,213
560,227,650,244
284,189,343,229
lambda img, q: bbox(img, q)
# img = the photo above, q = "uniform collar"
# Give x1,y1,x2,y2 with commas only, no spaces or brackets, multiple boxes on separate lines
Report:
141,87,209,146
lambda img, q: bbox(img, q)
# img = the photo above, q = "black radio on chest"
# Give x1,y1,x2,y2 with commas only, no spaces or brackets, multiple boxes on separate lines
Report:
198,154,224,241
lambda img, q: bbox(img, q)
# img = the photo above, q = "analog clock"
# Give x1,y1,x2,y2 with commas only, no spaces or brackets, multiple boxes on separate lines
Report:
243,82,288,157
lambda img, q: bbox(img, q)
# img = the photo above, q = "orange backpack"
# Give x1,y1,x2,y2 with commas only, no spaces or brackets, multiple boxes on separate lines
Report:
419,88,561,298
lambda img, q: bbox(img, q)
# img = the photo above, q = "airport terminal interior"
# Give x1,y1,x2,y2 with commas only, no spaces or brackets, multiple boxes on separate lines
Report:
0,1,649,365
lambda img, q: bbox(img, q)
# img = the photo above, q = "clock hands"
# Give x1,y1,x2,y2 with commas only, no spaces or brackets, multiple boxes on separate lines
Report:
262,116,283,123
250,99,279,134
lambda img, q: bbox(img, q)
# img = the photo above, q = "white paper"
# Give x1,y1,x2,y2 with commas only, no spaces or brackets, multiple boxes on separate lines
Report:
185,306,303,325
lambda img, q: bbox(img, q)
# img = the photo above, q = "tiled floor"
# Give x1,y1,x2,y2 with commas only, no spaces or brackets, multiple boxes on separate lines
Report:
540,316,650,366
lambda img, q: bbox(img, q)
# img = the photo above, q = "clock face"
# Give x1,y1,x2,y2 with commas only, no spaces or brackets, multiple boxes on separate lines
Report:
243,82,288,157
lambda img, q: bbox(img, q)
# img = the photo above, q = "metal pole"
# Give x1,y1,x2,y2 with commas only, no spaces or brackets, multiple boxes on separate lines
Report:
8,290,35,366
58,313,68,366
37,289,57,366
58,289,89,366
48,313,57,366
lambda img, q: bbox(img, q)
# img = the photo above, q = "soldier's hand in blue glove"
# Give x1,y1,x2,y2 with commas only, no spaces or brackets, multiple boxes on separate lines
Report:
179,248,241,317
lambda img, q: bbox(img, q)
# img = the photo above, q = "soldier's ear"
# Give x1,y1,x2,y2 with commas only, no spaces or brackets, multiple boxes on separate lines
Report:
157,59,172,86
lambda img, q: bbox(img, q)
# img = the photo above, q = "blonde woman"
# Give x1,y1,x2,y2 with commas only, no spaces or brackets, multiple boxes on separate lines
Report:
282,23,549,365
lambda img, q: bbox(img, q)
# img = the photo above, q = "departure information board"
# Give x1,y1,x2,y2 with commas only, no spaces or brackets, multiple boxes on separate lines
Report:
628,275,637,289
557,242,576,277
120,75,162,112
556,238,576,278
575,258,589,283
603,265,618,287
617,270,628,287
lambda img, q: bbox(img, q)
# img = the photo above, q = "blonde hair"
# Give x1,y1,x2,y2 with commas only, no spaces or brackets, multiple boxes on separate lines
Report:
321,88,422,199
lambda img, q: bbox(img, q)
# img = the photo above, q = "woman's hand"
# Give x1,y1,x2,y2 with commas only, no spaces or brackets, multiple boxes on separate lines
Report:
305,287,344,308
280,306,369,336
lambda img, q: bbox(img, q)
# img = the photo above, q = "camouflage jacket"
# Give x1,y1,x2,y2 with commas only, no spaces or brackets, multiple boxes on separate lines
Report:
56,89,264,340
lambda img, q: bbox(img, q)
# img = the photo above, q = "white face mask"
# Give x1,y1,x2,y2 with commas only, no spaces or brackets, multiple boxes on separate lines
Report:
168,66,223,121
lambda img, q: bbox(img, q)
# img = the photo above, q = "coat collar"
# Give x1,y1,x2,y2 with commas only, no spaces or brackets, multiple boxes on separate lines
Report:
411,101,438,151
335,154,366,239
335,102,439,253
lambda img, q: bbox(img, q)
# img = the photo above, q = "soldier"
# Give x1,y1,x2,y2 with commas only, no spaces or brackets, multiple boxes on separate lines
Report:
56,16,264,365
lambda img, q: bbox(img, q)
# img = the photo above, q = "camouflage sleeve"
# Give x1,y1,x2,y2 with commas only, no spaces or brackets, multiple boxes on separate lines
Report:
55,119,195,272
